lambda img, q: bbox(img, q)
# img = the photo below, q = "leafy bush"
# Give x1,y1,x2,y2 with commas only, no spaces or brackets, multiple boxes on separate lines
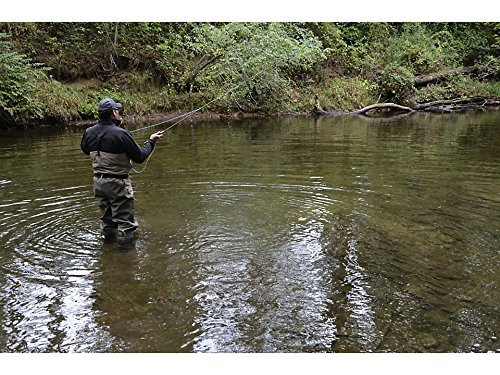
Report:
425,22,499,65
414,74,500,102
0,33,44,115
173,22,329,112
379,63,415,102
385,23,460,75
29,79,84,120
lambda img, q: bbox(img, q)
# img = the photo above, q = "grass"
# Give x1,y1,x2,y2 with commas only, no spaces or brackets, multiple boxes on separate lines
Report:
297,76,380,112
12,70,500,126
413,75,500,102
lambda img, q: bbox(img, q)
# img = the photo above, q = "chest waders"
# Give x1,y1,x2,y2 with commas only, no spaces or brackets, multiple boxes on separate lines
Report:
93,125,139,244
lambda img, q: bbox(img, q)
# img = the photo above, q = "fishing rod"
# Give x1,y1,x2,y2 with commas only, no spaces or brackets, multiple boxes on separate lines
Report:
130,55,292,174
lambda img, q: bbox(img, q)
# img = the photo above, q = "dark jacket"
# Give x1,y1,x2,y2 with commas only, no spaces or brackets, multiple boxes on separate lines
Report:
81,120,155,175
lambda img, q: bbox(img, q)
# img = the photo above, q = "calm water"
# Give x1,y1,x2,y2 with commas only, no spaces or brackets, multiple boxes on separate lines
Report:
0,112,499,353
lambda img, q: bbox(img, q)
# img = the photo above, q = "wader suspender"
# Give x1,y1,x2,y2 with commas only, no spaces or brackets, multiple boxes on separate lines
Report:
96,126,113,156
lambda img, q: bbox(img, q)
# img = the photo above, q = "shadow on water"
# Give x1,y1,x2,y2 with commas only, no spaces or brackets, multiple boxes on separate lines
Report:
0,112,499,352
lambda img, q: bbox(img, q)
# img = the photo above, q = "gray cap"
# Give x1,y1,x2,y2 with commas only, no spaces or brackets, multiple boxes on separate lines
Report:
98,98,122,112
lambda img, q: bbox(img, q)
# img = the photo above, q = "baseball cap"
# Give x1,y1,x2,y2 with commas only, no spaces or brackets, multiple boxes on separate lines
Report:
98,98,122,112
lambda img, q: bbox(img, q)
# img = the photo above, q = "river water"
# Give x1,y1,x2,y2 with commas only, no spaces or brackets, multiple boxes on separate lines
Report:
0,112,498,353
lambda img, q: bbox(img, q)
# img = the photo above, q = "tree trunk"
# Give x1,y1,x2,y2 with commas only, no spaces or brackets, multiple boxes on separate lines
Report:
186,54,222,91
413,66,480,87
114,22,119,47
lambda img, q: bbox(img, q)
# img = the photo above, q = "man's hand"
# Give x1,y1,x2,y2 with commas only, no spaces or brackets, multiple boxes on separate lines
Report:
150,130,165,141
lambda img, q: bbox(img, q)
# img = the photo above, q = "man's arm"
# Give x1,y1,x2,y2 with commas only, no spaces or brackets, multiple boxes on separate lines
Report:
121,130,164,164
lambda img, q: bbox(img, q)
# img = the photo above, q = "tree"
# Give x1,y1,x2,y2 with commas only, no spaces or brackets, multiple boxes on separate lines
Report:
177,22,329,111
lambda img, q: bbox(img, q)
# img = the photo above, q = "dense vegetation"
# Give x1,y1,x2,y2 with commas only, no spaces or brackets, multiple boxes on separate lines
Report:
0,22,499,127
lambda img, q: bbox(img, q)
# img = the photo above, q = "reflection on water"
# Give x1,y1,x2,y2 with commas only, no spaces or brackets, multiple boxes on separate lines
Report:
0,112,499,352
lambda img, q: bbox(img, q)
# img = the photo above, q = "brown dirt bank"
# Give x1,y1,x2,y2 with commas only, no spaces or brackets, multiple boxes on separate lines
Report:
1,108,307,130
68,110,307,129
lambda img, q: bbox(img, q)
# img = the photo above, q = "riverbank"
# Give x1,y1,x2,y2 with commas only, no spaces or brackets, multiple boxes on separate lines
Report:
2,23,499,130
0,76,319,130
6,98,500,132
3,72,499,130
64,110,270,131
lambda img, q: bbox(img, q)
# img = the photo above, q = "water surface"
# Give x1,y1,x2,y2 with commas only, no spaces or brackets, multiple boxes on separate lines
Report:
0,112,499,352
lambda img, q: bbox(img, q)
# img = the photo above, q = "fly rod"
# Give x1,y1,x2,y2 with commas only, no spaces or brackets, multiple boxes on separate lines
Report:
130,55,291,173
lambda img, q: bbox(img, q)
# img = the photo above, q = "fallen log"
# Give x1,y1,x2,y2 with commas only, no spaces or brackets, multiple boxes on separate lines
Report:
313,95,500,117
411,96,500,112
413,66,480,87
351,102,414,115
313,95,414,117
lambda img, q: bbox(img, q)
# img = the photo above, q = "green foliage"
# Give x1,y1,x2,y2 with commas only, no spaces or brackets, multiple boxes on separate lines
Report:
425,22,499,65
380,64,416,102
385,23,460,75
342,23,396,74
304,77,378,111
28,78,175,121
154,26,197,90
302,23,346,51
0,33,44,115
178,22,328,112
414,75,500,102
30,78,83,120
0,22,499,126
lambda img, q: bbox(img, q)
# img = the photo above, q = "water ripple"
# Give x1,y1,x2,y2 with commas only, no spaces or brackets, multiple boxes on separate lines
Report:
1,115,499,353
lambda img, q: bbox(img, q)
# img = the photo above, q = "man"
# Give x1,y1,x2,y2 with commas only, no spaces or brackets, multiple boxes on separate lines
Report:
81,97,164,245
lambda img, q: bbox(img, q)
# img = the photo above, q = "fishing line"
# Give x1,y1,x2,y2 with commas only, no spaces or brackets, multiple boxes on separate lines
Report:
129,55,292,174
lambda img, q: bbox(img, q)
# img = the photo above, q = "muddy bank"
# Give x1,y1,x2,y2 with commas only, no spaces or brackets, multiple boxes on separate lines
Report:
0,110,273,130
68,110,306,130
4,101,499,131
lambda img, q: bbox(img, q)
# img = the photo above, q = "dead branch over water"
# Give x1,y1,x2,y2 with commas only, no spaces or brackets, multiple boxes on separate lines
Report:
313,95,500,118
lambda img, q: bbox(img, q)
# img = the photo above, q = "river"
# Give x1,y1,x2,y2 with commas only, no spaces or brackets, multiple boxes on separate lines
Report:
0,112,499,353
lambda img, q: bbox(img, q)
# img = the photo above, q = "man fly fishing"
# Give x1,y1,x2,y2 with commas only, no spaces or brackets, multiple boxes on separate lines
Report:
81,98,164,247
